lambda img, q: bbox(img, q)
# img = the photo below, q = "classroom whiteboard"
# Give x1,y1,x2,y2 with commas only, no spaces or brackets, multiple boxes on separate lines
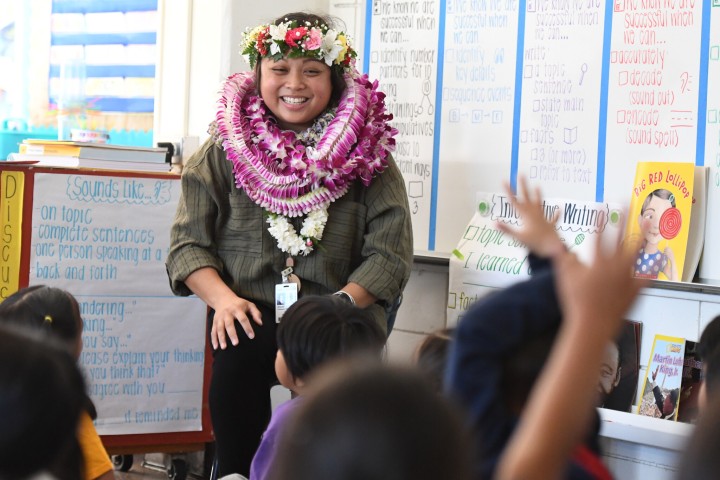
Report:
365,0,720,259
27,173,207,435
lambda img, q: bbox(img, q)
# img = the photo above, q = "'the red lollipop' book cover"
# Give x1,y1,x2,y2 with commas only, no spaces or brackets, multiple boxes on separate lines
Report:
625,161,695,282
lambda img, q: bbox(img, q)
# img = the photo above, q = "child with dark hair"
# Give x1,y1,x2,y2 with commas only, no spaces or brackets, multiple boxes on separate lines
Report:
696,315,720,412
413,327,454,393
677,392,720,480
0,286,115,480
269,362,473,480
0,324,86,480
446,178,646,480
249,295,387,480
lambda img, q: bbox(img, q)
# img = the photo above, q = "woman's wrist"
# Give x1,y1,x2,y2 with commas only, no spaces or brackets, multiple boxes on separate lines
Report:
333,290,356,306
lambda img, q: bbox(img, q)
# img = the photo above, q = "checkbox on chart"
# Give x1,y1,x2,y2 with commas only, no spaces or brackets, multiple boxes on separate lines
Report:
530,166,538,178
617,110,627,123
711,46,720,61
448,292,457,309
618,71,628,85
709,110,719,124
464,226,479,241
524,65,533,78
533,100,540,112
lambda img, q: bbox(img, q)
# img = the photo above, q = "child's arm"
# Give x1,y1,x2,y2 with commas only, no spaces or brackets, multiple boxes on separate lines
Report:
494,230,647,480
496,176,565,260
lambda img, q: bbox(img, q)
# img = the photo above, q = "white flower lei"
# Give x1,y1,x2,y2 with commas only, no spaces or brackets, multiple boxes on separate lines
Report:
266,207,329,256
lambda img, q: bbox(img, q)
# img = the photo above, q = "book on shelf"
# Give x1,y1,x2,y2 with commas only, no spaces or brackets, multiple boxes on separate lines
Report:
637,334,686,421
624,161,696,282
4,154,171,173
19,139,169,164
682,167,709,282
601,320,642,414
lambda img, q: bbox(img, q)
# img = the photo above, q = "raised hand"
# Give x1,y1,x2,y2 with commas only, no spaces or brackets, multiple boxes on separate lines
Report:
496,176,565,259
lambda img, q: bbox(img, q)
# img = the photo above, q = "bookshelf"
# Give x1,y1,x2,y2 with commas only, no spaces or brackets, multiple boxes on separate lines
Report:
598,408,693,452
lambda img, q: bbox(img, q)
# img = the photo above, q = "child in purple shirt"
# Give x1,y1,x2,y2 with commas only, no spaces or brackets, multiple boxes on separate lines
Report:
250,295,386,480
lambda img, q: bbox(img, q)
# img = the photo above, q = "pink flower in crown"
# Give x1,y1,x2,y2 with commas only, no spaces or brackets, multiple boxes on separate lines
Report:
304,28,323,51
285,27,308,47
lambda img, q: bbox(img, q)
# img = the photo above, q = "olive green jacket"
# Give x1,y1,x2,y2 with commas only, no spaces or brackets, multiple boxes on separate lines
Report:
166,139,413,330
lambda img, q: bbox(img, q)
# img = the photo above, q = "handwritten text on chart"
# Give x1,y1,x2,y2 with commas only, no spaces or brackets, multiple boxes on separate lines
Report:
612,0,699,149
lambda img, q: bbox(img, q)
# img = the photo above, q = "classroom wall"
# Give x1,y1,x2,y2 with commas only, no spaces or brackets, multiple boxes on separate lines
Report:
150,3,706,476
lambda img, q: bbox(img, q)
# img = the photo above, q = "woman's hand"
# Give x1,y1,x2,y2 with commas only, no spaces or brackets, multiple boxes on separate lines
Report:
183,267,263,349
211,294,263,349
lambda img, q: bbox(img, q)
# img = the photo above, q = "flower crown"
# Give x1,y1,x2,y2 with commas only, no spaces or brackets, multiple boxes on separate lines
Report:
241,19,356,71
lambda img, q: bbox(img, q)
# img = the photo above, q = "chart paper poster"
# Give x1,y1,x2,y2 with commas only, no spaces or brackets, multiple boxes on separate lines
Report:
447,192,623,325
29,173,206,434
368,0,441,248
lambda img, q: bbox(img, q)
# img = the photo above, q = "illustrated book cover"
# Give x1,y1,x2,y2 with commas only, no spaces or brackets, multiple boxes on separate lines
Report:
637,334,686,421
624,161,695,282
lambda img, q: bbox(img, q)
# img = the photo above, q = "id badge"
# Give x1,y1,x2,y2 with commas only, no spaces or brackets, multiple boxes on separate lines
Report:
275,282,298,323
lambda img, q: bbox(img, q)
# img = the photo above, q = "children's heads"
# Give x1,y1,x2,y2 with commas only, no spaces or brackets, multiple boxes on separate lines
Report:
639,188,676,247
0,325,85,479
697,315,720,411
0,285,82,357
270,363,473,480
413,327,454,392
275,295,386,391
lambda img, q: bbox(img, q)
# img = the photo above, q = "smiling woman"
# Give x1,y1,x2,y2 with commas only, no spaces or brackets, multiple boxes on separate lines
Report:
166,10,414,477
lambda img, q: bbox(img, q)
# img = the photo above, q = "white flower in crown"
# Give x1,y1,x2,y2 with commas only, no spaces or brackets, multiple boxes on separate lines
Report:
268,23,288,56
269,23,288,41
321,29,344,66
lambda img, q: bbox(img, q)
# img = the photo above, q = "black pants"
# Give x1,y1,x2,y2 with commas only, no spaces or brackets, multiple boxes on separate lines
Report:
208,303,278,477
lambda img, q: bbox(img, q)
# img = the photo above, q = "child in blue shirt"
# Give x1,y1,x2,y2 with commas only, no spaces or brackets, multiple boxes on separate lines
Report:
446,178,646,480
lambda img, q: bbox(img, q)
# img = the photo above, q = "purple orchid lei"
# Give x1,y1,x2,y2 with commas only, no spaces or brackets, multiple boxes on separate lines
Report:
215,70,397,219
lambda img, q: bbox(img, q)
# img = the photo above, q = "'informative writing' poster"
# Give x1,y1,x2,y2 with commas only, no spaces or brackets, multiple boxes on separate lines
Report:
28,173,206,435
447,192,623,325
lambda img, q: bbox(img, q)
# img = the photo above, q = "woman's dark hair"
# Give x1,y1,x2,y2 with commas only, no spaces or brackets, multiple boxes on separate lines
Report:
270,364,473,480
414,327,454,392
277,295,386,380
0,325,85,480
0,285,82,351
254,12,348,108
